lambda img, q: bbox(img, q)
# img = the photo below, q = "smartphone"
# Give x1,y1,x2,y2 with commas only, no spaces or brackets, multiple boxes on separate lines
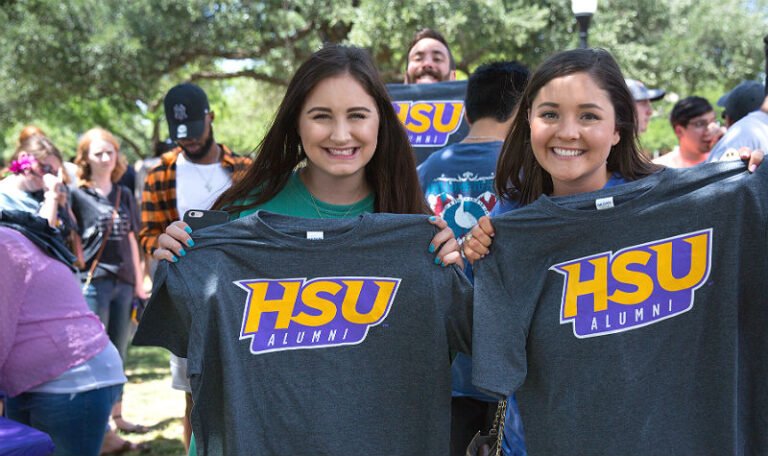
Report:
183,209,229,231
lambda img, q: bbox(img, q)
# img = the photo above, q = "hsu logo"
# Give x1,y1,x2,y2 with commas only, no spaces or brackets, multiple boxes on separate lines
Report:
393,100,464,147
235,277,401,354
550,229,712,338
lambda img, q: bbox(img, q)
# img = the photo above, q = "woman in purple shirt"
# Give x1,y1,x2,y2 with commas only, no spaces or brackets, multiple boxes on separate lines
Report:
0,225,126,456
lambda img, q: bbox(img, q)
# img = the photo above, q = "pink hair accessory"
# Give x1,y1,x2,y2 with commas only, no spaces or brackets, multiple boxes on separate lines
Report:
8,155,36,175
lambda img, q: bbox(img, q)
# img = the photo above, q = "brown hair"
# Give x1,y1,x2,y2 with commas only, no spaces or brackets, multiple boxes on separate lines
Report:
12,134,63,165
9,134,68,184
496,48,661,205
214,44,429,215
74,128,128,185
17,125,46,145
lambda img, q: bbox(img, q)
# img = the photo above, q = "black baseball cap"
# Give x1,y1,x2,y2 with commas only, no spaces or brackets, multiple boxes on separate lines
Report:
164,83,210,141
717,81,764,123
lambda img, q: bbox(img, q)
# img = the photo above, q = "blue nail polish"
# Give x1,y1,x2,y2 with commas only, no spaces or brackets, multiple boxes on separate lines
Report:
429,216,436,222
428,244,435,253
434,256,441,265
171,255,178,263
179,248,186,257
184,226,192,234
441,261,447,267
187,239,195,247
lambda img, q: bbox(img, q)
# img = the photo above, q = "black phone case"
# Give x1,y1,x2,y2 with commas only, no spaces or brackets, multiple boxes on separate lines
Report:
183,209,229,231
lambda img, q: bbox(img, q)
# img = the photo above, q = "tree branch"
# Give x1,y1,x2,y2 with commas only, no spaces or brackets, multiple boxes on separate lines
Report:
189,70,288,86
111,129,144,159
164,21,317,75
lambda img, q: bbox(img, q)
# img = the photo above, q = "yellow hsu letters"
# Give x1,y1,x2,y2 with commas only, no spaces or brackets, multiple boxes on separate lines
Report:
556,231,710,319
241,278,397,333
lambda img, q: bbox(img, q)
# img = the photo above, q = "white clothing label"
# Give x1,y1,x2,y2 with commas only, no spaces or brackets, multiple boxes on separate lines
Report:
306,231,324,240
595,196,615,210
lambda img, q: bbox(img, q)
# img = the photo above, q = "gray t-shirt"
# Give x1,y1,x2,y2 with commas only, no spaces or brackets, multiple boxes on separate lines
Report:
473,162,768,455
134,211,472,456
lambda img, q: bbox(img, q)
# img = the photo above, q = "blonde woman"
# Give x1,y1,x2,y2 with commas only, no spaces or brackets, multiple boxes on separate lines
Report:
70,128,149,453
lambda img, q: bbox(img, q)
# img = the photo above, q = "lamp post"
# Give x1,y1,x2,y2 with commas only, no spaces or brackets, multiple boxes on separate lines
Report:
572,0,598,49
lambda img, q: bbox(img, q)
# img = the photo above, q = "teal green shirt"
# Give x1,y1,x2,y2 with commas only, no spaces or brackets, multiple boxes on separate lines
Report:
235,172,374,220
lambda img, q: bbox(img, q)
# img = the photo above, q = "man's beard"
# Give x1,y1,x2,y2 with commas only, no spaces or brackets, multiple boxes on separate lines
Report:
179,127,215,162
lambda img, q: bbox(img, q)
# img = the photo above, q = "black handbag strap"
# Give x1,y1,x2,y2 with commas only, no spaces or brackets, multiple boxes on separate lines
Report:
82,185,121,290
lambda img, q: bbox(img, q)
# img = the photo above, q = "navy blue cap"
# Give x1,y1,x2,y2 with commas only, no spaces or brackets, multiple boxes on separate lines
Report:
164,83,210,141
718,81,763,123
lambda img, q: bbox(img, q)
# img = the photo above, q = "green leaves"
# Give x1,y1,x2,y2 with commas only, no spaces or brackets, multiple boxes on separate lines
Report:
1,0,766,163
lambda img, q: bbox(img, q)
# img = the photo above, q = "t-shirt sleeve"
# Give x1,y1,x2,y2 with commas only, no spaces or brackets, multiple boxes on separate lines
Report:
445,266,473,357
132,261,192,357
471,234,533,399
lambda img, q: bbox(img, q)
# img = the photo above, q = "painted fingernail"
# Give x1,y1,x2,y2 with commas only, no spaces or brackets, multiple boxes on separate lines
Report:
429,216,437,222
428,243,435,253
171,255,178,262
749,164,757,173
441,261,447,267
184,226,192,234
434,256,441,265
179,248,186,257
187,239,195,247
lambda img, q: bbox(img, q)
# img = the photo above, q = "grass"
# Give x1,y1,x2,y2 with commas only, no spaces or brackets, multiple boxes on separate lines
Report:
119,345,187,456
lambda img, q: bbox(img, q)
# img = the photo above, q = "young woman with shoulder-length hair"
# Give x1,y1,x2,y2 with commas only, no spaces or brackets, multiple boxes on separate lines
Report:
495,47,660,207
214,44,429,216
463,48,763,456
151,44,464,456
156,44,459,265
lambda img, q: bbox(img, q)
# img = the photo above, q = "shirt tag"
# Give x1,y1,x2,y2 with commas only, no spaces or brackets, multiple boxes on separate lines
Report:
595,196,615,210
306,231,324,240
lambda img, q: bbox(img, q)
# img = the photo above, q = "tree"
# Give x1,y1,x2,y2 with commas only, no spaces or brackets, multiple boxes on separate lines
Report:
1,0,766,162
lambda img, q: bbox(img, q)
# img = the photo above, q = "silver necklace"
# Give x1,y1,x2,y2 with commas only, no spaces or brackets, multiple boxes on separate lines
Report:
189,162,215,192
186,148,221,192
307,191,358,219
462,135,505,142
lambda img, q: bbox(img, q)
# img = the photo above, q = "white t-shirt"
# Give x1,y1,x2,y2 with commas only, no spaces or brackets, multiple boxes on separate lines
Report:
175,152,231,218
173,151,233,392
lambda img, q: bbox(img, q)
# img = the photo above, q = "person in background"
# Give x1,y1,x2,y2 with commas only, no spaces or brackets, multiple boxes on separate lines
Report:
404,28,456,84
625,78,665,134
709,91,768,163
417,60,530,456
70,128,149,452
0,135,69,229
139,82,252,452
653,96,722,167
117,163,137,197
717,80,764,128
0,218,128,456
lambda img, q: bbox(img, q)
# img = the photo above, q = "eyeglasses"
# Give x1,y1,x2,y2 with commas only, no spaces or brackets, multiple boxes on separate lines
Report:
687,119,716,130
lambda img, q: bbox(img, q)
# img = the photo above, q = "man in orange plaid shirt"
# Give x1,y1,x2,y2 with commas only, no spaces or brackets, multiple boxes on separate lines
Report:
139,83,251,256
139,82,251,451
